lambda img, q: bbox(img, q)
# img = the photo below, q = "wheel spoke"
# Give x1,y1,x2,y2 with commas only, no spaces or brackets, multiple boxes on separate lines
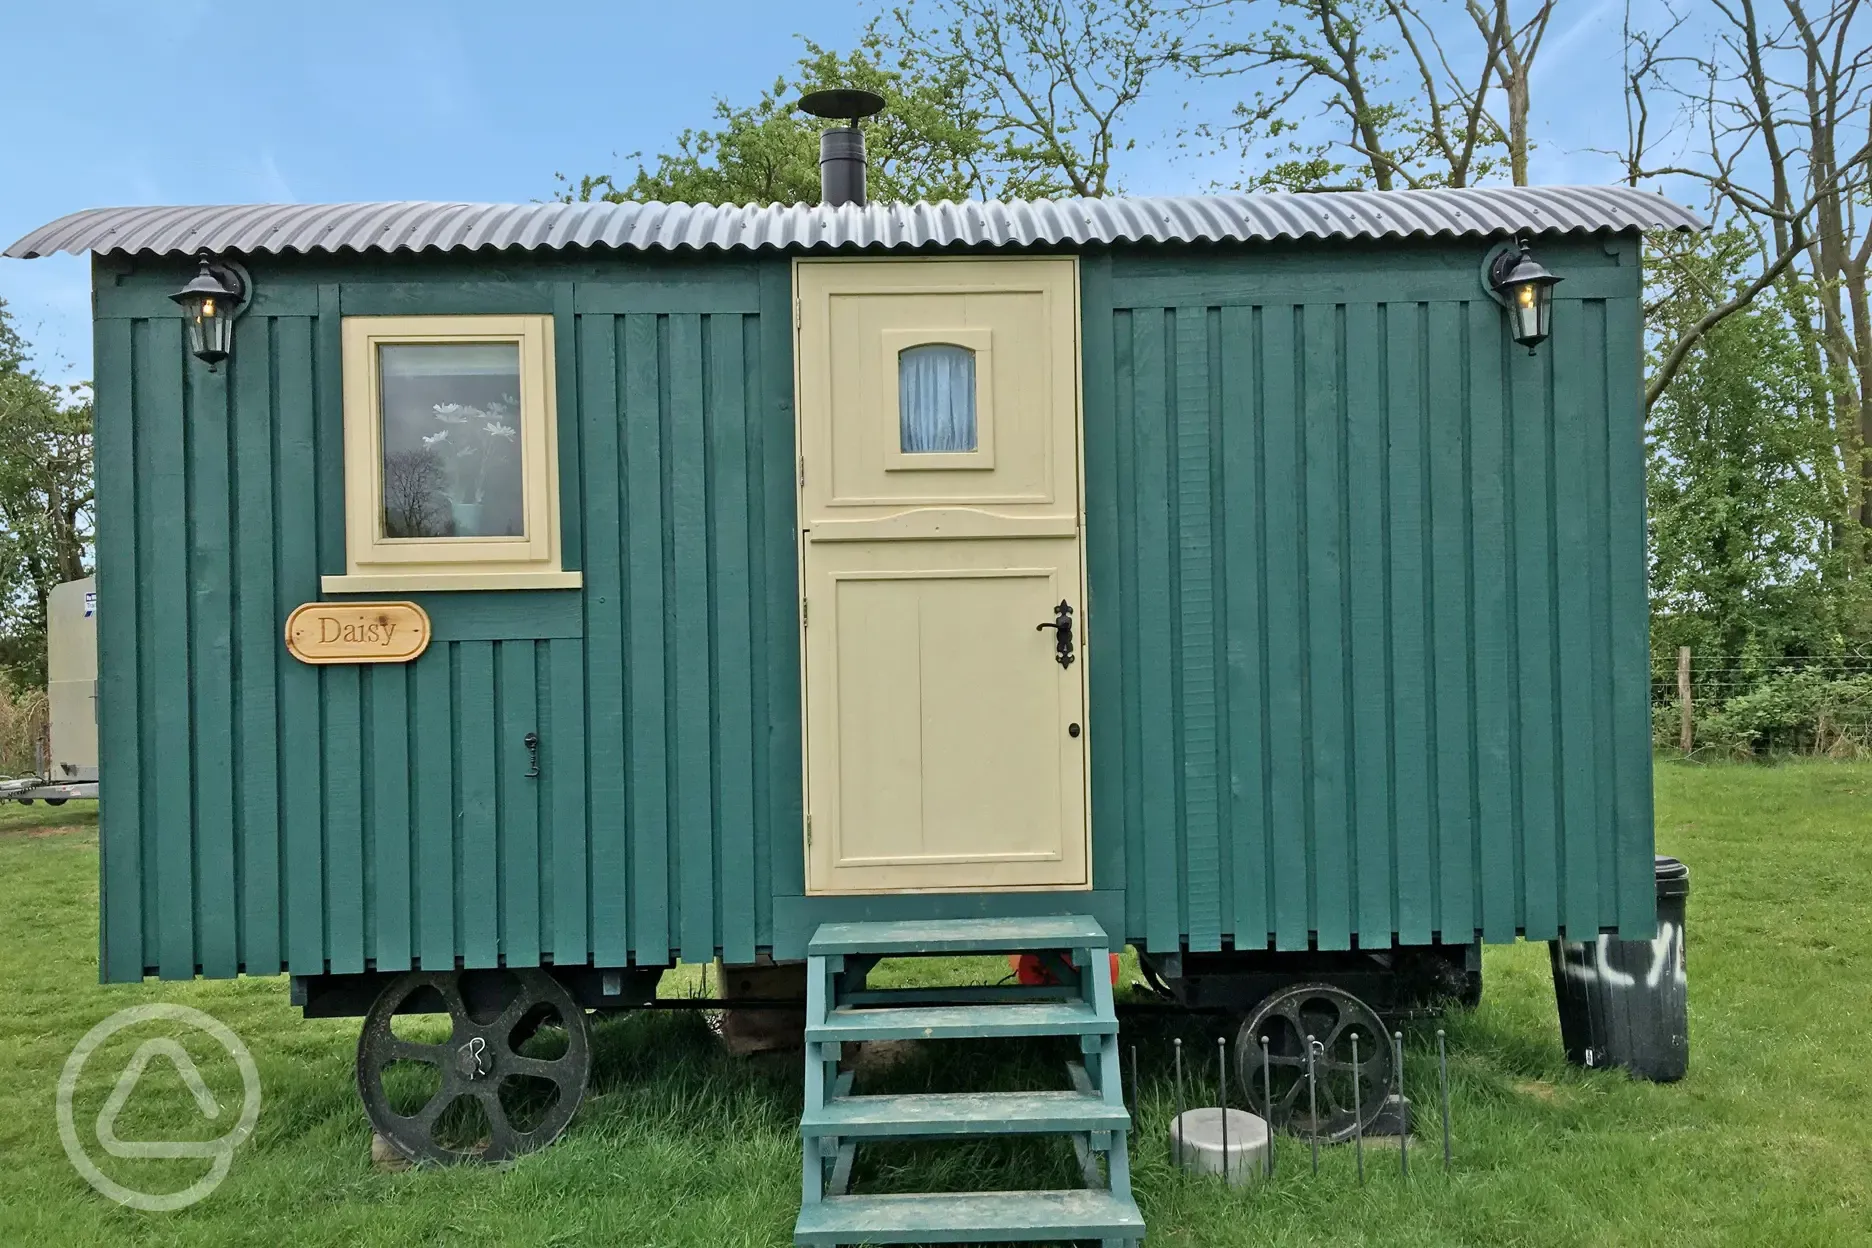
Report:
493,982,541,1035
477,1088,521,1160
1272,998,1308,1036
411,1086,464,1134
418,973,467,1033
379,1036,450,1066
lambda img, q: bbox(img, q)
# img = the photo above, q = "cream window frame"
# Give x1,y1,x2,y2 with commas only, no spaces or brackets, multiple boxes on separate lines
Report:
323,314,580,593
883,328,996,472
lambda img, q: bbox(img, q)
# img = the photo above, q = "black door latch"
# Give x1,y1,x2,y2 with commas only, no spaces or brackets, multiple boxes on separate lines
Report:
523,732,540,778
1035,600,1075,669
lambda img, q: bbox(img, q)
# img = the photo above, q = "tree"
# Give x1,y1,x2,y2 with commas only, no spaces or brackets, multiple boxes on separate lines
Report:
885,0,1186,198
1618,0,1869,517
1181,0,1555,190
556,32,1058,206
559,4,1185,207
0,297,93,692
1646,228,1868,670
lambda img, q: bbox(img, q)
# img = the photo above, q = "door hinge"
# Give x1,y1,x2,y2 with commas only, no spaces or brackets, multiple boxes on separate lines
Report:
806,815,813,846
801,597,809,627
798,454,806,487
794,297,802,329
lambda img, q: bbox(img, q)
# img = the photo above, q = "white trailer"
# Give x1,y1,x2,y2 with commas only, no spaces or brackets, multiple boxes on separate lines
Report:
2,576,98,805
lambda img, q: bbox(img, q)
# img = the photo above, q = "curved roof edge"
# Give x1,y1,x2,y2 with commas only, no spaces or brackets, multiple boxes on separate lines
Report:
5,187,1704,261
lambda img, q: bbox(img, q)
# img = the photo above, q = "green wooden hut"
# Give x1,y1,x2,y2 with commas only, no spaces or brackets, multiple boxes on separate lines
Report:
8,177,1698,1245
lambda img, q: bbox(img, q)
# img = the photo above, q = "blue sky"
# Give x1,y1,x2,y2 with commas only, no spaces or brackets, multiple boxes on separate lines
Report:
2,0,1650,382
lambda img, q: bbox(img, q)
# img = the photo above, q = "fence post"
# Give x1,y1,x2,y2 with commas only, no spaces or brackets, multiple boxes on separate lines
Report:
1677,646,1693,754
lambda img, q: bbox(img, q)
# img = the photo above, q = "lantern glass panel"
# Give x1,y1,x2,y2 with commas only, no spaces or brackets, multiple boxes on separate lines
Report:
1511,282,1543,345
200,298,233,361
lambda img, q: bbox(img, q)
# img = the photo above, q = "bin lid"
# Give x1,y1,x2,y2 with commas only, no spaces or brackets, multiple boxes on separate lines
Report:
1654,855,1690,898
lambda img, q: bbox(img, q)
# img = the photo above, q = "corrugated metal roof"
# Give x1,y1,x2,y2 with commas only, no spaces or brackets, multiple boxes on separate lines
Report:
5,187,1702,260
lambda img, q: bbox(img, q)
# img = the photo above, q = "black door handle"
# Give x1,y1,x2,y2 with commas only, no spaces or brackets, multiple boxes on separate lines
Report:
1035,600,1075,669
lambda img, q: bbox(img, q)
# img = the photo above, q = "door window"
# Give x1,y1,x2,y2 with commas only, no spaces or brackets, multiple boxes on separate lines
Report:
899,343,977,453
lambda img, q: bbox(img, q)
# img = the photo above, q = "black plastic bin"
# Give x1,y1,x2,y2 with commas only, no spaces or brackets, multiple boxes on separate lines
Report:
1548,856,1690,1082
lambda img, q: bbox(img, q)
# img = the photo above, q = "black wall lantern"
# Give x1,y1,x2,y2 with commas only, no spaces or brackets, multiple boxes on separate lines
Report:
1485,241,1562,353
169,255,249,369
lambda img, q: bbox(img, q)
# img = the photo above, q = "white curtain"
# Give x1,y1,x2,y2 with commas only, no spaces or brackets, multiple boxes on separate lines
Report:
898,344,977,453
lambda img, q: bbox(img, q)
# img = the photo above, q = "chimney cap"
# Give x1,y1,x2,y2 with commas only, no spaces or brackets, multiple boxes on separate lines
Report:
798,88,885,125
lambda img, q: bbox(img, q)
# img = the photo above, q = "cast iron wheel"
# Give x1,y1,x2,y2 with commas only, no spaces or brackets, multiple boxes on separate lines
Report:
357,968,591,1165
1235,982,1392,1143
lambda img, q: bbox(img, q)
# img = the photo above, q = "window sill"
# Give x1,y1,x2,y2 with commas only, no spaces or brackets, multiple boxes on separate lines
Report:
320,570,584,593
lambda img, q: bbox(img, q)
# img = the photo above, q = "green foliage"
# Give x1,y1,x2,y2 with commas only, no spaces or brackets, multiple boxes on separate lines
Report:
1657,668,1872,758
886,0,1185,198
1646,228,1871,670
1698,670,1872,758
0,683,45,779
556,31,1061,206
0,298,93,693
559,3,1187,206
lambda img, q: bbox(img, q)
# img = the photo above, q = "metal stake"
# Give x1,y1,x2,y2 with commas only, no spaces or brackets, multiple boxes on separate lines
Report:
1351,1032,1364,1185
1217,1036,1229,1183
1305,1033,1320,1176
1173,1037,1185,1166
1394,1030,1408,1178
1437,1028,1451,1173
1261,1035,1274,1178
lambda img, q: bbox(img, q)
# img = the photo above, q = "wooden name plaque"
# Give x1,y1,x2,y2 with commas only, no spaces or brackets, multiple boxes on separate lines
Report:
285,601,431,665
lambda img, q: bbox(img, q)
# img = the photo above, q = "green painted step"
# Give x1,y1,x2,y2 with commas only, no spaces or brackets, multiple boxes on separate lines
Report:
807,915,1108,956
807,1001,1114,1043
794,1190,1145,1245
801,1090,1129,1138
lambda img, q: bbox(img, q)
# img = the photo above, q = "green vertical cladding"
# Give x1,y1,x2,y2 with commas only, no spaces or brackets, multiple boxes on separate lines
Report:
1089,239,1656,951
92,235,1653,982
92,252,795,980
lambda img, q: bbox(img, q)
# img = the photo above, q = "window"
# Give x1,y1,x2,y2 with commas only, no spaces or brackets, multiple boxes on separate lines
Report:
899,343,977,453
327,315,578,592
880,327,995,472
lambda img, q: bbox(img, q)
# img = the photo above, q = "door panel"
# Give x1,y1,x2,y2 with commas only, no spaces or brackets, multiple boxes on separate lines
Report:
796,257,1087,895
805,541,1086,891
798,259,1080,531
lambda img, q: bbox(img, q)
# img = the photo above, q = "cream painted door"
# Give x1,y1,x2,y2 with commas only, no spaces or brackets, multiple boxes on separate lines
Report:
795,257,1087,895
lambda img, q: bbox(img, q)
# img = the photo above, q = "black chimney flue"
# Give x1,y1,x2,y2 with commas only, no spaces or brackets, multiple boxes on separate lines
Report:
819,126,867,208
797,88,886,208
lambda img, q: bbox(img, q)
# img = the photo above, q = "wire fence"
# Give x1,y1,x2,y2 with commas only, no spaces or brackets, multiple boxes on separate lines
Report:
1649,647,1872,758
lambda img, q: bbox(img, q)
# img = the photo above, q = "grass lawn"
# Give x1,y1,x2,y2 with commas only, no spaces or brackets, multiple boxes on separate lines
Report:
0,762,1867,1246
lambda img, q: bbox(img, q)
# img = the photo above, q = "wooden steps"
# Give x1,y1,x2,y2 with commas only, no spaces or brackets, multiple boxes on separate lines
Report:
801,1089,1130,1138
807,915,1112,956
795,1189,1146,1245
808,1000,1112,1043
795,914,1141,1247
